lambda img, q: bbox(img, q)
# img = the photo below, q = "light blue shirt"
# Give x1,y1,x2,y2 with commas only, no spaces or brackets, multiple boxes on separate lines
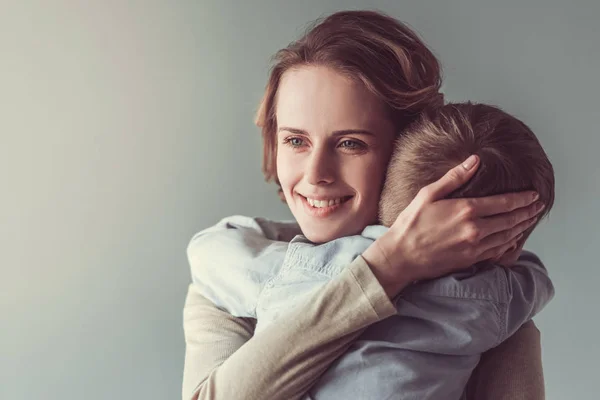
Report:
187,215,554,400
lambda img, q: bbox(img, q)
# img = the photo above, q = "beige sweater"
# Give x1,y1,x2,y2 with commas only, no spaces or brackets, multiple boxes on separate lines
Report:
182,255,544,400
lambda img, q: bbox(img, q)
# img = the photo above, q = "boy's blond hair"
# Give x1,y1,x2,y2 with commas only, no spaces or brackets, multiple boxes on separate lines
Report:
379,102,555,244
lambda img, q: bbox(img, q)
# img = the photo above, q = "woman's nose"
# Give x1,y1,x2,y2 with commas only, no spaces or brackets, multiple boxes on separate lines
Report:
305,147,335,185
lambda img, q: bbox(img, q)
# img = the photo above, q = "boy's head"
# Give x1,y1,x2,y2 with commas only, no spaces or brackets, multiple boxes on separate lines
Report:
379,102,555,245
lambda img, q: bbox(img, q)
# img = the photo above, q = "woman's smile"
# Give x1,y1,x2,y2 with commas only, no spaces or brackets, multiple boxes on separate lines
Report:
298,194,354,218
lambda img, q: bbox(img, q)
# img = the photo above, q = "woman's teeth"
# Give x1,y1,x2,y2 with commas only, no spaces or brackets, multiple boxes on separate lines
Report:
306,197,346,208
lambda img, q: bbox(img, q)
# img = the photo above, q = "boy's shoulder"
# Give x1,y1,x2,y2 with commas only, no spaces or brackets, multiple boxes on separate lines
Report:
188,215,301,246
401,250,550,303
402,262,505,302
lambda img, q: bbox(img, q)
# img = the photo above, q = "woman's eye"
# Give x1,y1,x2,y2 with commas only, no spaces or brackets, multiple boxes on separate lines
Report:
283,136,305,148
339,139,364,150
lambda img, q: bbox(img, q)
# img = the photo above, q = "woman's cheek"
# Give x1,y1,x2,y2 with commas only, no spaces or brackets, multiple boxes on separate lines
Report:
276,154,298,195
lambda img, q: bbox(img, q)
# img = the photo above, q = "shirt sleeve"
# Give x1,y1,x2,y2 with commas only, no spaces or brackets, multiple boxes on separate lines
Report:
182,255,398,400
186,216,288,318
391,250,554,355
498,250,555,341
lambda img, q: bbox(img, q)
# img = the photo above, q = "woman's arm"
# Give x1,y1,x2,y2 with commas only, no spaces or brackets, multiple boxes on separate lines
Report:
182,255,397,400
182,285,256,399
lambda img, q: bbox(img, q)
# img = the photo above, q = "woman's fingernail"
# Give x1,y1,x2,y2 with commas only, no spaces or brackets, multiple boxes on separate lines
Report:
462,155,477,170
532,192,539,201
536,202,545,212
517,233,524,240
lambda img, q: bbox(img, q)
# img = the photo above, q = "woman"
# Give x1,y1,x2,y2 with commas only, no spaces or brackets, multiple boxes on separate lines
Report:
183,10,547,400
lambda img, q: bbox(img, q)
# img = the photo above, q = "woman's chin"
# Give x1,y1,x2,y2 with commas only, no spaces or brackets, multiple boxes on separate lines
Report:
298,221,359,244
302,229,338,244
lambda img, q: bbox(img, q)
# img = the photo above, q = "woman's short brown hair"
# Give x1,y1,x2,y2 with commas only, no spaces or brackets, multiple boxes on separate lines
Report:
379,102,555,243
255,10,444,201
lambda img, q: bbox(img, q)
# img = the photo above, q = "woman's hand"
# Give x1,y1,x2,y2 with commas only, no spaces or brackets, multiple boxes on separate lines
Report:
492,240,526,267
363,155,545,299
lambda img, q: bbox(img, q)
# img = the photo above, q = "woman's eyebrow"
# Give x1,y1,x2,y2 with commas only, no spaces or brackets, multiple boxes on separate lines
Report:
278,127,375,136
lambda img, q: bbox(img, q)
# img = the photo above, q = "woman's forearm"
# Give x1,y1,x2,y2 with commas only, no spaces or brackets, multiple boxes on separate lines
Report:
182,255,397,400
362,234,412,299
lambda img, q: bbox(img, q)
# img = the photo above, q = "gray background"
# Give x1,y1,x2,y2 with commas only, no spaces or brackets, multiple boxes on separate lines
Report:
2,1,597,399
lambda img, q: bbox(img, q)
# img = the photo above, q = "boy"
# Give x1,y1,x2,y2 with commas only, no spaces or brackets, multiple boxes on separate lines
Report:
187,102,555,399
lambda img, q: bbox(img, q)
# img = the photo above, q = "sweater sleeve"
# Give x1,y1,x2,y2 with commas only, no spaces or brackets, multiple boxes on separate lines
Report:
182,255,398,400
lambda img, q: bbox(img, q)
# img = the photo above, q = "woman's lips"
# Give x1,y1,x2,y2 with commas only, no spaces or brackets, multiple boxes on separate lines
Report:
299,194,353,218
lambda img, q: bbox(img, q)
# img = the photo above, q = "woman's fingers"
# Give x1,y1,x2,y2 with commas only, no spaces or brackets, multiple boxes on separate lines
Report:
468,190,540,218
476,232,524,263
477,215,537,253
419,155,480,201
478,201,545,237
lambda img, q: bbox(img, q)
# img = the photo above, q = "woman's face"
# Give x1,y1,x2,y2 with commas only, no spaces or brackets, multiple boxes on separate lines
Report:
275,66,396,243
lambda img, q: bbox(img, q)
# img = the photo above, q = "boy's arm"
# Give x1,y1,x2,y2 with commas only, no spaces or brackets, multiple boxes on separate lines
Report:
187,216,286,317
499,250,555,340
182,255,397,400
392,250,553,355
